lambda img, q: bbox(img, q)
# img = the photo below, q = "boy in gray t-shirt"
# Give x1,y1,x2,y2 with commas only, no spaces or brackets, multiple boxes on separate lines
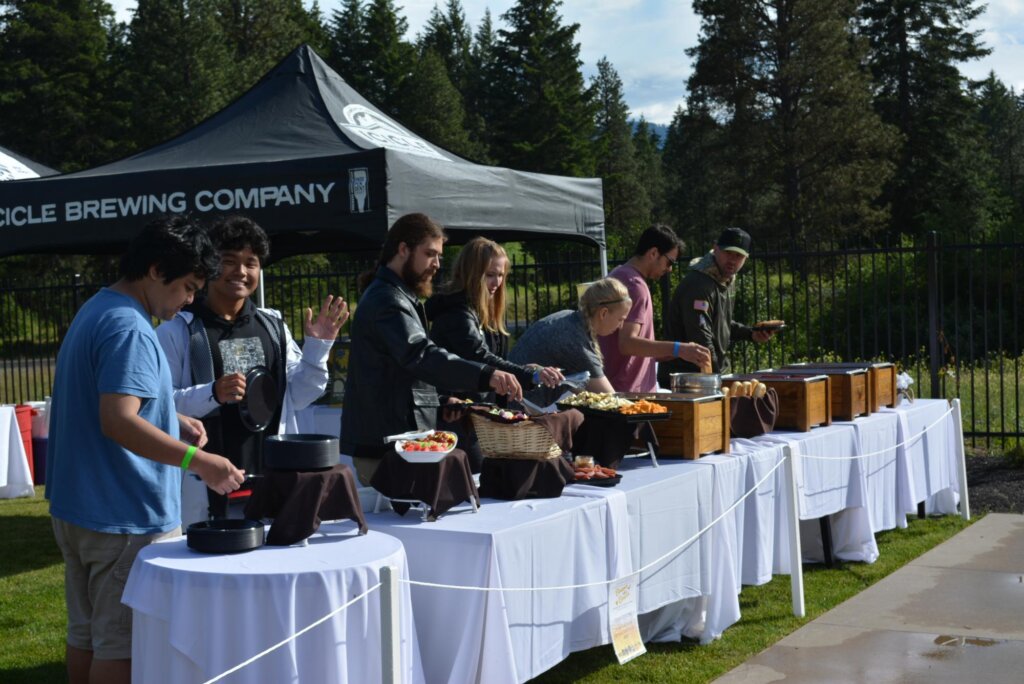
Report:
508,310,604,380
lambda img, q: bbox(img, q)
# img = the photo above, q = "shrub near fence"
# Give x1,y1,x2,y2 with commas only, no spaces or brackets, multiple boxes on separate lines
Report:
0,234,1019,449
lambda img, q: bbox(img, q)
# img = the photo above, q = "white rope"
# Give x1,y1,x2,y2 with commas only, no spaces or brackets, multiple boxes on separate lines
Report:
791,406,953,461
400,455,788,593
201,583,381,684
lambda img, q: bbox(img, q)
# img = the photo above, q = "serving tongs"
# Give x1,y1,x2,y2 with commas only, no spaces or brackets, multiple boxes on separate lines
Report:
383,429,435,444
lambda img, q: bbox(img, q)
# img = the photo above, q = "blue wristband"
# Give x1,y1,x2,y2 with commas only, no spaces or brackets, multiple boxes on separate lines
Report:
673,341,681,358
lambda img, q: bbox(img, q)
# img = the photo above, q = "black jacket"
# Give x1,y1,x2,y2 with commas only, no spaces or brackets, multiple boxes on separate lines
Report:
659,252,753,384
425,290,535,402
341,267,494,458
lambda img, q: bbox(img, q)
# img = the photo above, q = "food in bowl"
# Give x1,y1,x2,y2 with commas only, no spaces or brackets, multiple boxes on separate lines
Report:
398,431,457,452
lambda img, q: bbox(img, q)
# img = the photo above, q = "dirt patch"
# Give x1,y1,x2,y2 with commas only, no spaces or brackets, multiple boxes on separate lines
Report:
966,450,1024,515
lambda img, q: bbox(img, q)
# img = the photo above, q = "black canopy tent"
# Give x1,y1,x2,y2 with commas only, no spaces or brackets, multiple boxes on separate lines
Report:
0,45,605,267
0,145,58,180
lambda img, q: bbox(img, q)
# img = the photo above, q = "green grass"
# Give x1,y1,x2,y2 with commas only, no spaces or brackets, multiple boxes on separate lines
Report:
0,486,971,684
0,488,66,684
535,514,972,682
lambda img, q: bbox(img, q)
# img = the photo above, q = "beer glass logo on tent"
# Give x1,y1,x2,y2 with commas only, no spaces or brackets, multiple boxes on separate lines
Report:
339,104,449,162
349,168,369,213
0,153,38,181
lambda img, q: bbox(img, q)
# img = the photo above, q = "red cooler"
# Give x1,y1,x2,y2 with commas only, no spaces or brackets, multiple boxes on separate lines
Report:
14,405,34,482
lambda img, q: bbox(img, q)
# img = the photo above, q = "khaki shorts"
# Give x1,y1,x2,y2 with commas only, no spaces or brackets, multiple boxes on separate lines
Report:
52,518,180,660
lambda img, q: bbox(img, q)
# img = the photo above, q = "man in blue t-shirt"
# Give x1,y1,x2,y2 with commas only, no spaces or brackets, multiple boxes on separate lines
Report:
46,216,245,684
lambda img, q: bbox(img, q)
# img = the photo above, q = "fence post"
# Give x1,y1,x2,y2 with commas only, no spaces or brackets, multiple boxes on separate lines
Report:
926,231,941,398
380,565,401,684
782,445,805,618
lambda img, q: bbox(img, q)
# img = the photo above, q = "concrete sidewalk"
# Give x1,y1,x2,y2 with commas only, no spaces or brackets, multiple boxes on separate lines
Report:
715,513,1024,683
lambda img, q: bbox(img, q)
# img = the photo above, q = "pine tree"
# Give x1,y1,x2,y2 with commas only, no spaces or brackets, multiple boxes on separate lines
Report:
464,8,498,162
970,73,1021,236
0,0,121,169
489,0,595,176
216,0,327,87
328,0,369,85
632,117,666,225
359,0,415,114
662,101,726,249
418,0,473,95
120,0,234,150
859,0,991,237
686,0,897,242
397,49,482,160
591,58,649,249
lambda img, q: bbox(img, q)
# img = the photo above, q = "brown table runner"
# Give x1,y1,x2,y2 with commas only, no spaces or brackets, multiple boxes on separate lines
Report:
572,418,658,469
244,464,367,546
370,449,479,519
478,456,575,500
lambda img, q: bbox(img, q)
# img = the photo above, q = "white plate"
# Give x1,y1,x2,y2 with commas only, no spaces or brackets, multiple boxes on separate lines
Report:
395,431,457,464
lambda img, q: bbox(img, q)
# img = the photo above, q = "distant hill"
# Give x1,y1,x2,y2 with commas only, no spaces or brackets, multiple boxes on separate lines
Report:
630,120,669,148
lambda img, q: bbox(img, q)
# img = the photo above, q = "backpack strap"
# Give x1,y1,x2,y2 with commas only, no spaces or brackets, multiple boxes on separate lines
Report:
254,309,288,406
186,315,217,386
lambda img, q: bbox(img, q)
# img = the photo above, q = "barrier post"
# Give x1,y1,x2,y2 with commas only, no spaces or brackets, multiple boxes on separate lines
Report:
782,445,805,617
951,399,971,521
380,565,401,684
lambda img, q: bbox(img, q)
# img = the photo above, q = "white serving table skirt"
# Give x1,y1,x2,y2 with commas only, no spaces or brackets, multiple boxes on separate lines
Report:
883,398,959,516
366,490,631,684
565,459,718,642
0,405,34,499
123,524,423,684
835,411,901,532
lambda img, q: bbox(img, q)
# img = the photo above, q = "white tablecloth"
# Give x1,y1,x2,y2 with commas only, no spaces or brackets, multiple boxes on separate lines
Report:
882,398,959,515
123,524,424,684
366,491,631,684
0,405,34,499
565,459,718,642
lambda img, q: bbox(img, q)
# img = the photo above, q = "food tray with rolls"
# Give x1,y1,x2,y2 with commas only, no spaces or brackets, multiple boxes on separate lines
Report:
724,373,831,432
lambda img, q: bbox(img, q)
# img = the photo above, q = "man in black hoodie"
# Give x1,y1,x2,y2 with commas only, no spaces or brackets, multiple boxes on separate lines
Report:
659,227,778,384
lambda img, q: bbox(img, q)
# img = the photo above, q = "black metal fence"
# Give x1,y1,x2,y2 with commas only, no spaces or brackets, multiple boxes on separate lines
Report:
1,234,1020,449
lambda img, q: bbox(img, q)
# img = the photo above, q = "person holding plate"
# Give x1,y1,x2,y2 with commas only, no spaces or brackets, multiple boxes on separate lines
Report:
157,216,349,523
659,227,781,383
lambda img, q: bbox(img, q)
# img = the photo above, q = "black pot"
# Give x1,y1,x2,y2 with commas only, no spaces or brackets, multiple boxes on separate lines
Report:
263,433,340,471
186,519,265,554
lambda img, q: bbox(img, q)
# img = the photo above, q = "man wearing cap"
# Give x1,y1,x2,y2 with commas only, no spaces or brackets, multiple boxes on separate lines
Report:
659,227,777,384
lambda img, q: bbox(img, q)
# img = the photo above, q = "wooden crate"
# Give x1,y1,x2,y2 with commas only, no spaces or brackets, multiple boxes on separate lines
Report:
783,362,896,412
779,367,869,421
725,374,831,432
621,393,730,459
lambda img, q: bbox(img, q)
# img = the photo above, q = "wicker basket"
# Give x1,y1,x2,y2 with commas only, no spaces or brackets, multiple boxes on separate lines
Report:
469,414,562,460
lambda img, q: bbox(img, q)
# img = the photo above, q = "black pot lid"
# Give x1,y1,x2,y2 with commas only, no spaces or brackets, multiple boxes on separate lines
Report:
239,365,279,432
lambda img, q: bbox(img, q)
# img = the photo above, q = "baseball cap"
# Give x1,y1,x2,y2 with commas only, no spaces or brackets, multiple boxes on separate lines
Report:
716,227,751,257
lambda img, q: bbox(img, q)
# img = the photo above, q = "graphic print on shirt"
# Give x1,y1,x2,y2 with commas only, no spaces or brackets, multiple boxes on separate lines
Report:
218,337,266,375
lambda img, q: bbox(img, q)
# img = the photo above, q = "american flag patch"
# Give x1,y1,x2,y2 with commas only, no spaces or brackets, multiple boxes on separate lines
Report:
693,300,710,311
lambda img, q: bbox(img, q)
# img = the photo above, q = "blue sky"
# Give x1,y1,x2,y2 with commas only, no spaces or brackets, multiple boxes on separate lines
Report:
108,0,1024,125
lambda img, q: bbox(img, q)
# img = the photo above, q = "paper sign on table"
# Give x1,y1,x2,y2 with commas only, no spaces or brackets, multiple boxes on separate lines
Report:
609,574,646,664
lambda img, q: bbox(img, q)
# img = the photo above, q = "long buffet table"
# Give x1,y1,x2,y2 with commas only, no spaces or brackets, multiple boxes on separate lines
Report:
127,398,961,683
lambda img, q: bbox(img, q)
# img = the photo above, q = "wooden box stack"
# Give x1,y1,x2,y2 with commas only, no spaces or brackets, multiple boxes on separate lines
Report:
621,393,730,460
778,366,870,421
783,362,897,413
725,373,832,432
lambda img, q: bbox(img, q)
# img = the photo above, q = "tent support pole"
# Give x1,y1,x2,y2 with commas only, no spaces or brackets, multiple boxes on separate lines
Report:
257,270,266,309
600,245,609,277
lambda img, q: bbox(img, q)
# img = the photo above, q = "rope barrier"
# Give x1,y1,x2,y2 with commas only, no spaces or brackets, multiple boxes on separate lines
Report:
785,406,953,461
400,456,788,593
201,583,381,684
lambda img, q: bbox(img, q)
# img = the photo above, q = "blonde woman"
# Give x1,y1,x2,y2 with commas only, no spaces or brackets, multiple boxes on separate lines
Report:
427,237,563,402
508,277,632,394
